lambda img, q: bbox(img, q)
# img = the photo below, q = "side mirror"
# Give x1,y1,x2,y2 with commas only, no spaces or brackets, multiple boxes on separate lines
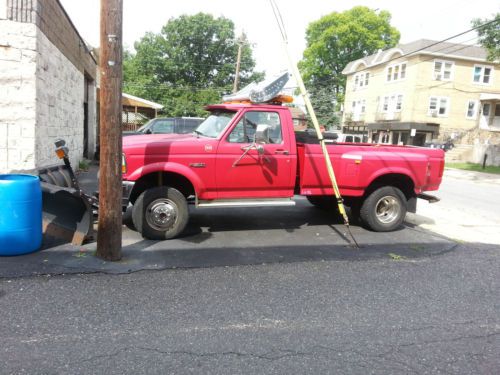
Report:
255,124,270,144
145,128,153,134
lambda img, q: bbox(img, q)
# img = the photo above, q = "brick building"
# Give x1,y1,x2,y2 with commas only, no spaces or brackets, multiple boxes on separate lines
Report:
0,0,97,173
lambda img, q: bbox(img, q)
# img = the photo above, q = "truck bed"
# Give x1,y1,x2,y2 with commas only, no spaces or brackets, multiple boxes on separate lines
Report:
296,142,445,197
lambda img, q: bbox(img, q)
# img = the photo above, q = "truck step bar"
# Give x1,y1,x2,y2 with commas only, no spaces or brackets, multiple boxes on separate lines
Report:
417,193,440,203
197,198,296,208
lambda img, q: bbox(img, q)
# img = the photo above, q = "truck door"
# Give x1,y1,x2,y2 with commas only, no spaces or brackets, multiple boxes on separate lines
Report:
216,110,294,198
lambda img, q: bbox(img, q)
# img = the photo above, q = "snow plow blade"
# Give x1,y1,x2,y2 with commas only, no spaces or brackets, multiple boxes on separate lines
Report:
38,166,95,246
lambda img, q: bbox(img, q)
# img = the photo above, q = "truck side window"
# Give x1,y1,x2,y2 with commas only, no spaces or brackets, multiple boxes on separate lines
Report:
227,111,282,144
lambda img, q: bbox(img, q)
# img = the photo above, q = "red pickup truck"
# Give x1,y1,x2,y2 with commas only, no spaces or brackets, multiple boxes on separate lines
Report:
122,101,444,240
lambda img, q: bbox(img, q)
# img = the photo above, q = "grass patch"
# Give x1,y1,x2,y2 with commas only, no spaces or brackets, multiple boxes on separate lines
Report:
78,159,90,171
446,162,500,174
388,253,406,261
73,250,87,258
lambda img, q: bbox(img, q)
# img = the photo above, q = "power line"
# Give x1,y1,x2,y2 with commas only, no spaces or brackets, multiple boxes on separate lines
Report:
305,34,481,101
123,19,497,111
347,35,480,84
124,36,478,95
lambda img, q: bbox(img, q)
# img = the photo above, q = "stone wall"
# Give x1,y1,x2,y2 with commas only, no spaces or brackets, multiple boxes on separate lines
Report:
35,29,84,168
472,144,500,167
0,19,38,171
0,0,97,173
5,0,96,79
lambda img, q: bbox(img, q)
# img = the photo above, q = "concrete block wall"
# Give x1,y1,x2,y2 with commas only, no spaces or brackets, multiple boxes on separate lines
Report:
0,19,38,171
0,0,97,173
35,29,84,168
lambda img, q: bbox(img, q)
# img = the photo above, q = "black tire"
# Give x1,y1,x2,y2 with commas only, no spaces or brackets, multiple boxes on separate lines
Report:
359,186,407,232
132,186,189,240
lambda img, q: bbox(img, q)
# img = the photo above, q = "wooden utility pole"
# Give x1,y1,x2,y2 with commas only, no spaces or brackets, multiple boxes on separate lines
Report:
233,43,242,93
232,33,246,93
97,0,123,261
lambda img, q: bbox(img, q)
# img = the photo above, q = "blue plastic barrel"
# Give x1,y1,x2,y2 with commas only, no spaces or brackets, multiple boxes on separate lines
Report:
0,174,42,256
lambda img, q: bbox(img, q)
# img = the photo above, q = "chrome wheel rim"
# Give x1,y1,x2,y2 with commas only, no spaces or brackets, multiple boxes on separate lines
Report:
375,196,400,224
145,199,178,231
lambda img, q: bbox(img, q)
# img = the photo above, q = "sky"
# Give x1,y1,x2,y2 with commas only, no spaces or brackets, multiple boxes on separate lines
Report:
60,0,499,77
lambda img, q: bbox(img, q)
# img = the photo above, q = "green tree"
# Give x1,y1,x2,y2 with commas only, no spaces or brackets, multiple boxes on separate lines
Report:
298,6,400,126
124,13,263,117
472,13,500,61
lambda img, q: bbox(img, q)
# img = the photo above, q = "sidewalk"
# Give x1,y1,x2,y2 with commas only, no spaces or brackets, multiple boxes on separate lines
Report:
444,167,500,184
407,168,500,244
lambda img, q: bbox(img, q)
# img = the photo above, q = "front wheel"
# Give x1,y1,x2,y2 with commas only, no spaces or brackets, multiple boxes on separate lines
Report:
132,186,189,240
359,186,407,232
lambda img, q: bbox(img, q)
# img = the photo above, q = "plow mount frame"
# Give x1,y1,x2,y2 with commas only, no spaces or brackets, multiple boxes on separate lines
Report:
38,163,96,246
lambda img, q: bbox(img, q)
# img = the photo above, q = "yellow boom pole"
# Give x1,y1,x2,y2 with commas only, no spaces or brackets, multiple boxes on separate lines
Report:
270,0,359,248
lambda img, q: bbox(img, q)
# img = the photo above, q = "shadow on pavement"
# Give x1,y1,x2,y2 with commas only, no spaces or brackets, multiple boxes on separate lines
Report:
0,236,458,278
0,165,457,278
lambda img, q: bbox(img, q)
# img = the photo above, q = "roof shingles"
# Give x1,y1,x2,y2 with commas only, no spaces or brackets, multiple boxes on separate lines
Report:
342,39,489,74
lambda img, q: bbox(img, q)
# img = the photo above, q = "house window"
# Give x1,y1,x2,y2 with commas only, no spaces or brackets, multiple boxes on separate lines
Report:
386,62,407,82
433,60,454,80
473,65,493,84
381,94,403,112
428,96,449,117
382,96,389,111
393,65,399,80
351,100,366,117
396,95,403,111
466,100,478,119
353,72,370,90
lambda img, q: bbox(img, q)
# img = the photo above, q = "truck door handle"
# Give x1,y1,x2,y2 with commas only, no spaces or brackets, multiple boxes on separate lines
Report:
274,149,289,155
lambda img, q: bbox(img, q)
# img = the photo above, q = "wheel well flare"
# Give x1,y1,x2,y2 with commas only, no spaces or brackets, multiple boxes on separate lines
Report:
366,173,415,200
129,172,195,204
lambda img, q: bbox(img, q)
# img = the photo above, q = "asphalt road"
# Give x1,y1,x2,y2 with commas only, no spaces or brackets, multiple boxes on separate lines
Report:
0,167,498,374
1,241,498,374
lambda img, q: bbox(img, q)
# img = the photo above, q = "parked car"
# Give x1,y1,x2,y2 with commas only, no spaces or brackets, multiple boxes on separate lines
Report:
424,140,454,152
123,117,205,136
296,130,366,144
335,133,367,143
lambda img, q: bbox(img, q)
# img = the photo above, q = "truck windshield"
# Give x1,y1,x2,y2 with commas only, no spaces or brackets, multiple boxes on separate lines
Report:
194,111,236,138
